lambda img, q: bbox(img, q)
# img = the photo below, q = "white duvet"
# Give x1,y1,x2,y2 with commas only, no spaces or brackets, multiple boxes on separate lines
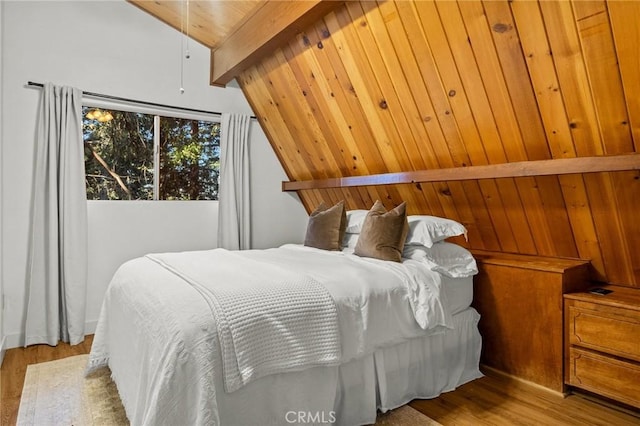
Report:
146,250,341,393
88,244,453,425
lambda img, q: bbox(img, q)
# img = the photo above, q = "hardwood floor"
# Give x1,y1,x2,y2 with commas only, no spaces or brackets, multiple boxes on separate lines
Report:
0,336,93,426
410,369,640,426
1,337,639,425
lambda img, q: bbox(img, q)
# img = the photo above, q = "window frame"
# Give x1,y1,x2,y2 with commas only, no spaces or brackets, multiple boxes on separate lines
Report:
83,96,221,201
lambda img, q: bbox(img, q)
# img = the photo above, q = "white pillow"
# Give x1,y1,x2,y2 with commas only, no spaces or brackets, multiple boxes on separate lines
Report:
345,210,369,233
342,233,359,248
406,215,467,247
403,242,478,278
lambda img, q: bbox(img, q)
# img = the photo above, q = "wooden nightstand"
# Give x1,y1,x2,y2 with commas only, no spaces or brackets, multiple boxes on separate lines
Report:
564,286,640,408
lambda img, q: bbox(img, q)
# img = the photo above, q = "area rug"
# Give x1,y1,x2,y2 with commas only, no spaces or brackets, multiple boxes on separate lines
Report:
17,354,440,425
17,355,128,425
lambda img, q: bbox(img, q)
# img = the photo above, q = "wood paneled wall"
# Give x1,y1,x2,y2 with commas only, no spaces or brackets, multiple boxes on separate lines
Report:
236,0,640,287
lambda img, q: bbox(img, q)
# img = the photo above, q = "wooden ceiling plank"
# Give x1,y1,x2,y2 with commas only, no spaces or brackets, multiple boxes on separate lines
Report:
210,1,343,86
510,1,594,259
482,1,552,160
414,0,516,252
573,0,639,286
255,53,345,207
511,2,576,158
442,0,536,254
460,180,500,251
238,66,313,181
281,34,362,178
411,1,504,249
458,1,529,163
307,18,384,178
395,2,469,167
572,0,636,284
352,1,470,224
510,2,584,256
347,2,444,217
435,1,507,165
430,2,526,252
608,1,640,286
305,19,399,211
482,0,561,256
363,1,454,218
610,171,640,286
458,1,566,254
330,4,427,213
298,190,322,214
260,51,337,180
237,67,296,183
342,1,433,214
365,1,439,170
329,6,410,172
459,1,548,255
305,21,398,210
374,0,460,219
609,1,640,149
412,1,478,167
279,31,371,209
539,0,613,278
573,2,633,155
393,1,487,243
128,0,263,49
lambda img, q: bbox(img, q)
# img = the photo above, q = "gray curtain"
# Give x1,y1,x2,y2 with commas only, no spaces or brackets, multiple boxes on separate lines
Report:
217,113,251,250
24,83,88,346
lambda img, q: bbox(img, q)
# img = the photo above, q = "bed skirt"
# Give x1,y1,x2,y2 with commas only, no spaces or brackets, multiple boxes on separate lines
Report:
108,307,481,426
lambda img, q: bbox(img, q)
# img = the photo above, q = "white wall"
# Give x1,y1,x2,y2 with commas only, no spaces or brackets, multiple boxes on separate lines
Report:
1,0,307,351
0,0,6,364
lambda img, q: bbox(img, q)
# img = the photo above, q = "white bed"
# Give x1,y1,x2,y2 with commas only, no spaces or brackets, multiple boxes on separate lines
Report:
88,244,482,426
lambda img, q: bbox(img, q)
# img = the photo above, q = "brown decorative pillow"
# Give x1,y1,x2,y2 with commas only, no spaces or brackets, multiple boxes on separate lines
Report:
354,201,408,262
304,200,347,251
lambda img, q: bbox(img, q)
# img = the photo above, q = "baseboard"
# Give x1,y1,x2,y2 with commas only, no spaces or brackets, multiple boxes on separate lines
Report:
3,320,99,352
570,388,640,418
480,364,566,398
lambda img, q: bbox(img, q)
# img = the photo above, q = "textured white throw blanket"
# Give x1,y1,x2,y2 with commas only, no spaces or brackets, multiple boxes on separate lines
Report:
146,249,341,392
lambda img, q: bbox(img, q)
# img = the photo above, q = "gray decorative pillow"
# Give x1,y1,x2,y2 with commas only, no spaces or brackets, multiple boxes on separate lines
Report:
354,201,408,262
304,200,347,251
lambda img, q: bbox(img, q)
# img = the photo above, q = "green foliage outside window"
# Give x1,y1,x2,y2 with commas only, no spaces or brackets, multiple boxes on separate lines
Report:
83,107,220,200
159,117,220,200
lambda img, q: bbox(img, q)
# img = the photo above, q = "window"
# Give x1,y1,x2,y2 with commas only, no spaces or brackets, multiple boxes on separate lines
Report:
83,106,220,200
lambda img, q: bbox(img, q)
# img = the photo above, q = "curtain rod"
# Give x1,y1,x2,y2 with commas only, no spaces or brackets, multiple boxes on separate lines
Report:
26,81,257,120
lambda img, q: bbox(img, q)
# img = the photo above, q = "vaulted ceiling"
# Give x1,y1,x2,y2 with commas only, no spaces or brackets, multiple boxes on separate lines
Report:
133,0,640,288
129,0,263,49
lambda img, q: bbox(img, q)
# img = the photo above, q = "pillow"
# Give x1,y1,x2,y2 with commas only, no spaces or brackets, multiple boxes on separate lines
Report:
345,210,369,233
304,201,347,251
354,201,408,262
403,242,478,278
406,215,467,248
342,233,359,248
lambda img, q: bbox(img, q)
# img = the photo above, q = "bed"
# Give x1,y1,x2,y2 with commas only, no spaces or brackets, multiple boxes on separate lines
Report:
87,242,482,426
88,197,481,425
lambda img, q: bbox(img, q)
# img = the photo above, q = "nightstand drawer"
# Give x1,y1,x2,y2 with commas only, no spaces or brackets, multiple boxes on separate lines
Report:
568,347,640,409
567,306,640,362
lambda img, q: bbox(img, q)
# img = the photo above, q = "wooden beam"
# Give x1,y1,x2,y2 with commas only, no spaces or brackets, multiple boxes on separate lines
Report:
282,153,640,191
210,1,343,87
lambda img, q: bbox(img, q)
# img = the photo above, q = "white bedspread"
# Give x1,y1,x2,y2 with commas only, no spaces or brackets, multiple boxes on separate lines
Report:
88,244,454,425
146,250,341,392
